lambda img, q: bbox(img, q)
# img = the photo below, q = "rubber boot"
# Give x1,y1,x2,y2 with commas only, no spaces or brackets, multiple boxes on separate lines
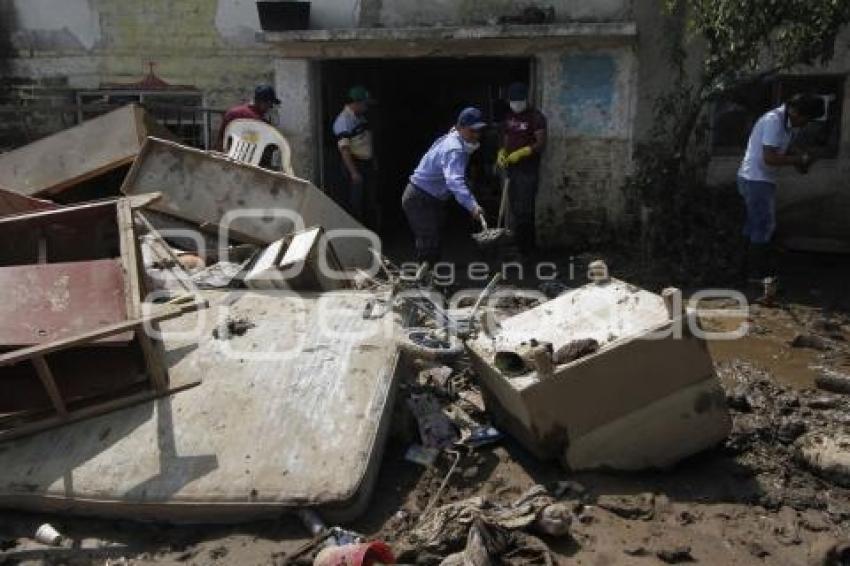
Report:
746,243,768,283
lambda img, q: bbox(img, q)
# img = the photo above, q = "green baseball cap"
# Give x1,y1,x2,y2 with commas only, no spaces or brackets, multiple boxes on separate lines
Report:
348,85,372,103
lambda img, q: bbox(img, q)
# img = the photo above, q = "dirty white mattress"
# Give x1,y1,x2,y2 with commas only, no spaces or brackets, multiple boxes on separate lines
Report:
0,290,400,522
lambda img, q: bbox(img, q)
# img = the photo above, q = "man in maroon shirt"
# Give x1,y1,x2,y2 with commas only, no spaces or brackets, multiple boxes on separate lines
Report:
497,82,547,254
216,84,281,150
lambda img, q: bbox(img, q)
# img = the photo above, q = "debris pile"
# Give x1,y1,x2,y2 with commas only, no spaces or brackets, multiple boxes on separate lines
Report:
0,104,848,564
721,360,850,512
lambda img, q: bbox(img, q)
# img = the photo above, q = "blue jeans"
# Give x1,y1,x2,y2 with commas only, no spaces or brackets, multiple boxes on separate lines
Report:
737,177,776,244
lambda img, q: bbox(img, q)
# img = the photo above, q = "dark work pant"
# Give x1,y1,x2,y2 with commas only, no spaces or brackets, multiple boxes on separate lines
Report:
342,158,378,230
508,166,539,253
401,183,446,265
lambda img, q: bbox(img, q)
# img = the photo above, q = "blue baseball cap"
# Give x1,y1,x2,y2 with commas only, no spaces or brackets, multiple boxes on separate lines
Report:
508,82,528,101
457,107,487,130
254,84,281,105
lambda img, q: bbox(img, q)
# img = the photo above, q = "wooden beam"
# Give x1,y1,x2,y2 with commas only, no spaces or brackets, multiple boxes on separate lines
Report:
126,192,163,210
0,306,194,367
0,373,201,443
118,197,170,393
31,355,68,417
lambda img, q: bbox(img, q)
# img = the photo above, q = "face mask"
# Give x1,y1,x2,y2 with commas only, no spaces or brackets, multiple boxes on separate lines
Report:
463,140,481,154
510,101,528,113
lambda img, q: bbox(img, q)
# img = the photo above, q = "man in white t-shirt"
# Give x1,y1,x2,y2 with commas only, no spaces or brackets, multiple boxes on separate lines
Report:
737,93,822,283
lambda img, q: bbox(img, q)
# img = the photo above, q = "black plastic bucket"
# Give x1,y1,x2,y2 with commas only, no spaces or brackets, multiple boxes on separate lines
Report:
257,1,311,31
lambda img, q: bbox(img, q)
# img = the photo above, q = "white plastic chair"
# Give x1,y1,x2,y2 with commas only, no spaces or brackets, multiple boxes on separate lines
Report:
223,118,294,175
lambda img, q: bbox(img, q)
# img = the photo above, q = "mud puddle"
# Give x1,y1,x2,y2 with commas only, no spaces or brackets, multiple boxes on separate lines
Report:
699,300,850,390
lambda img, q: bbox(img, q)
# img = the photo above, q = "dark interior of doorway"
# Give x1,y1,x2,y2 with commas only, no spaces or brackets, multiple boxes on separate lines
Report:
319,57,531,251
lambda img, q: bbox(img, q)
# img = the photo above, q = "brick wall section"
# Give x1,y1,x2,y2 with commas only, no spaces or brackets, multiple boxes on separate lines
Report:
0,0,277,149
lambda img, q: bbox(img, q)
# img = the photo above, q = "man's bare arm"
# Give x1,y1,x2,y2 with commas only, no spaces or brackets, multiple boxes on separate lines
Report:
339,146,363,183
763,145,809,167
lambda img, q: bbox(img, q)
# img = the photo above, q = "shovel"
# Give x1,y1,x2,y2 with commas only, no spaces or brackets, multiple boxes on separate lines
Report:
472,175,513,249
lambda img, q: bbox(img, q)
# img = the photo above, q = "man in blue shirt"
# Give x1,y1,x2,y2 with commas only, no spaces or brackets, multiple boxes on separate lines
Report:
402,107,485,264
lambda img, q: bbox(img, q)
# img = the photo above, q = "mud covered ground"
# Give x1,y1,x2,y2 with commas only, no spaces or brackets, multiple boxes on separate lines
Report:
2,249,850,565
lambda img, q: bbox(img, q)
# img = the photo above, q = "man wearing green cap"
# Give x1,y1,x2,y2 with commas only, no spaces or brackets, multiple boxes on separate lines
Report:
333,85,377,229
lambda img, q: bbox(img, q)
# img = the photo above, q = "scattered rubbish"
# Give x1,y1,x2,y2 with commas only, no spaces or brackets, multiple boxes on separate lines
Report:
245,227,347,291
191,261,251,289
457,390,486,413
405,444,440,467
313,541,395,566
0,105,174,198
586,259,609,284
816,368,850,394
438,518,508,566
398,328,464,363
407,393,458,449
467,278,731,470
596,493,655,520
655,545,694,564
212,317,256,340
34,523,63,546
362,297,391,320
758,276,778,307
535,502,573,536
176,253,206,272
401,485,560,564
418,365,453,389
422,449,462,518
462,426,503,449
297,508,326,537
795,432,850,487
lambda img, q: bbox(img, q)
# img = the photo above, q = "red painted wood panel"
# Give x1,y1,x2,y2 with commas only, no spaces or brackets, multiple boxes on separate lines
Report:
0,259,130,346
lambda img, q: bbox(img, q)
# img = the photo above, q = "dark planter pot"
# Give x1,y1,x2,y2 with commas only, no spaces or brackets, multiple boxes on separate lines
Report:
256,1,310,31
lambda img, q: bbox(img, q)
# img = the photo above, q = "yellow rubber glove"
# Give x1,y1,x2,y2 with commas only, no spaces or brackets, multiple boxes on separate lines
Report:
496,148,508,169
506,146,533,165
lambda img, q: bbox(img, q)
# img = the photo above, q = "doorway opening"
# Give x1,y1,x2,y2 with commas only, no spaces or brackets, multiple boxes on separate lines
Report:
318,57,532,254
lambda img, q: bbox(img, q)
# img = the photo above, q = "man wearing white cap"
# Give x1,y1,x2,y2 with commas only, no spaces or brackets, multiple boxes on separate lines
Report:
497,82,547,254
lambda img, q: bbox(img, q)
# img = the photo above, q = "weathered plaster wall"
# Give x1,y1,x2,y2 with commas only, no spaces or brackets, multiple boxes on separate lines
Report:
1,0,278,146
274,59,317,181
374,0,631,27
536,48,637,246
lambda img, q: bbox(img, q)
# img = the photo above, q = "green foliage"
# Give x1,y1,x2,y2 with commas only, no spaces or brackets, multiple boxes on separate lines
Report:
627,0,850,284
668,0,850,92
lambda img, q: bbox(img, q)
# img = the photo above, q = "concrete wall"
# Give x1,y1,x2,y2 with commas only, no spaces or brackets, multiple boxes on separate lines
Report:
274,59,318,180
537,48,638,246
372,0,630,27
